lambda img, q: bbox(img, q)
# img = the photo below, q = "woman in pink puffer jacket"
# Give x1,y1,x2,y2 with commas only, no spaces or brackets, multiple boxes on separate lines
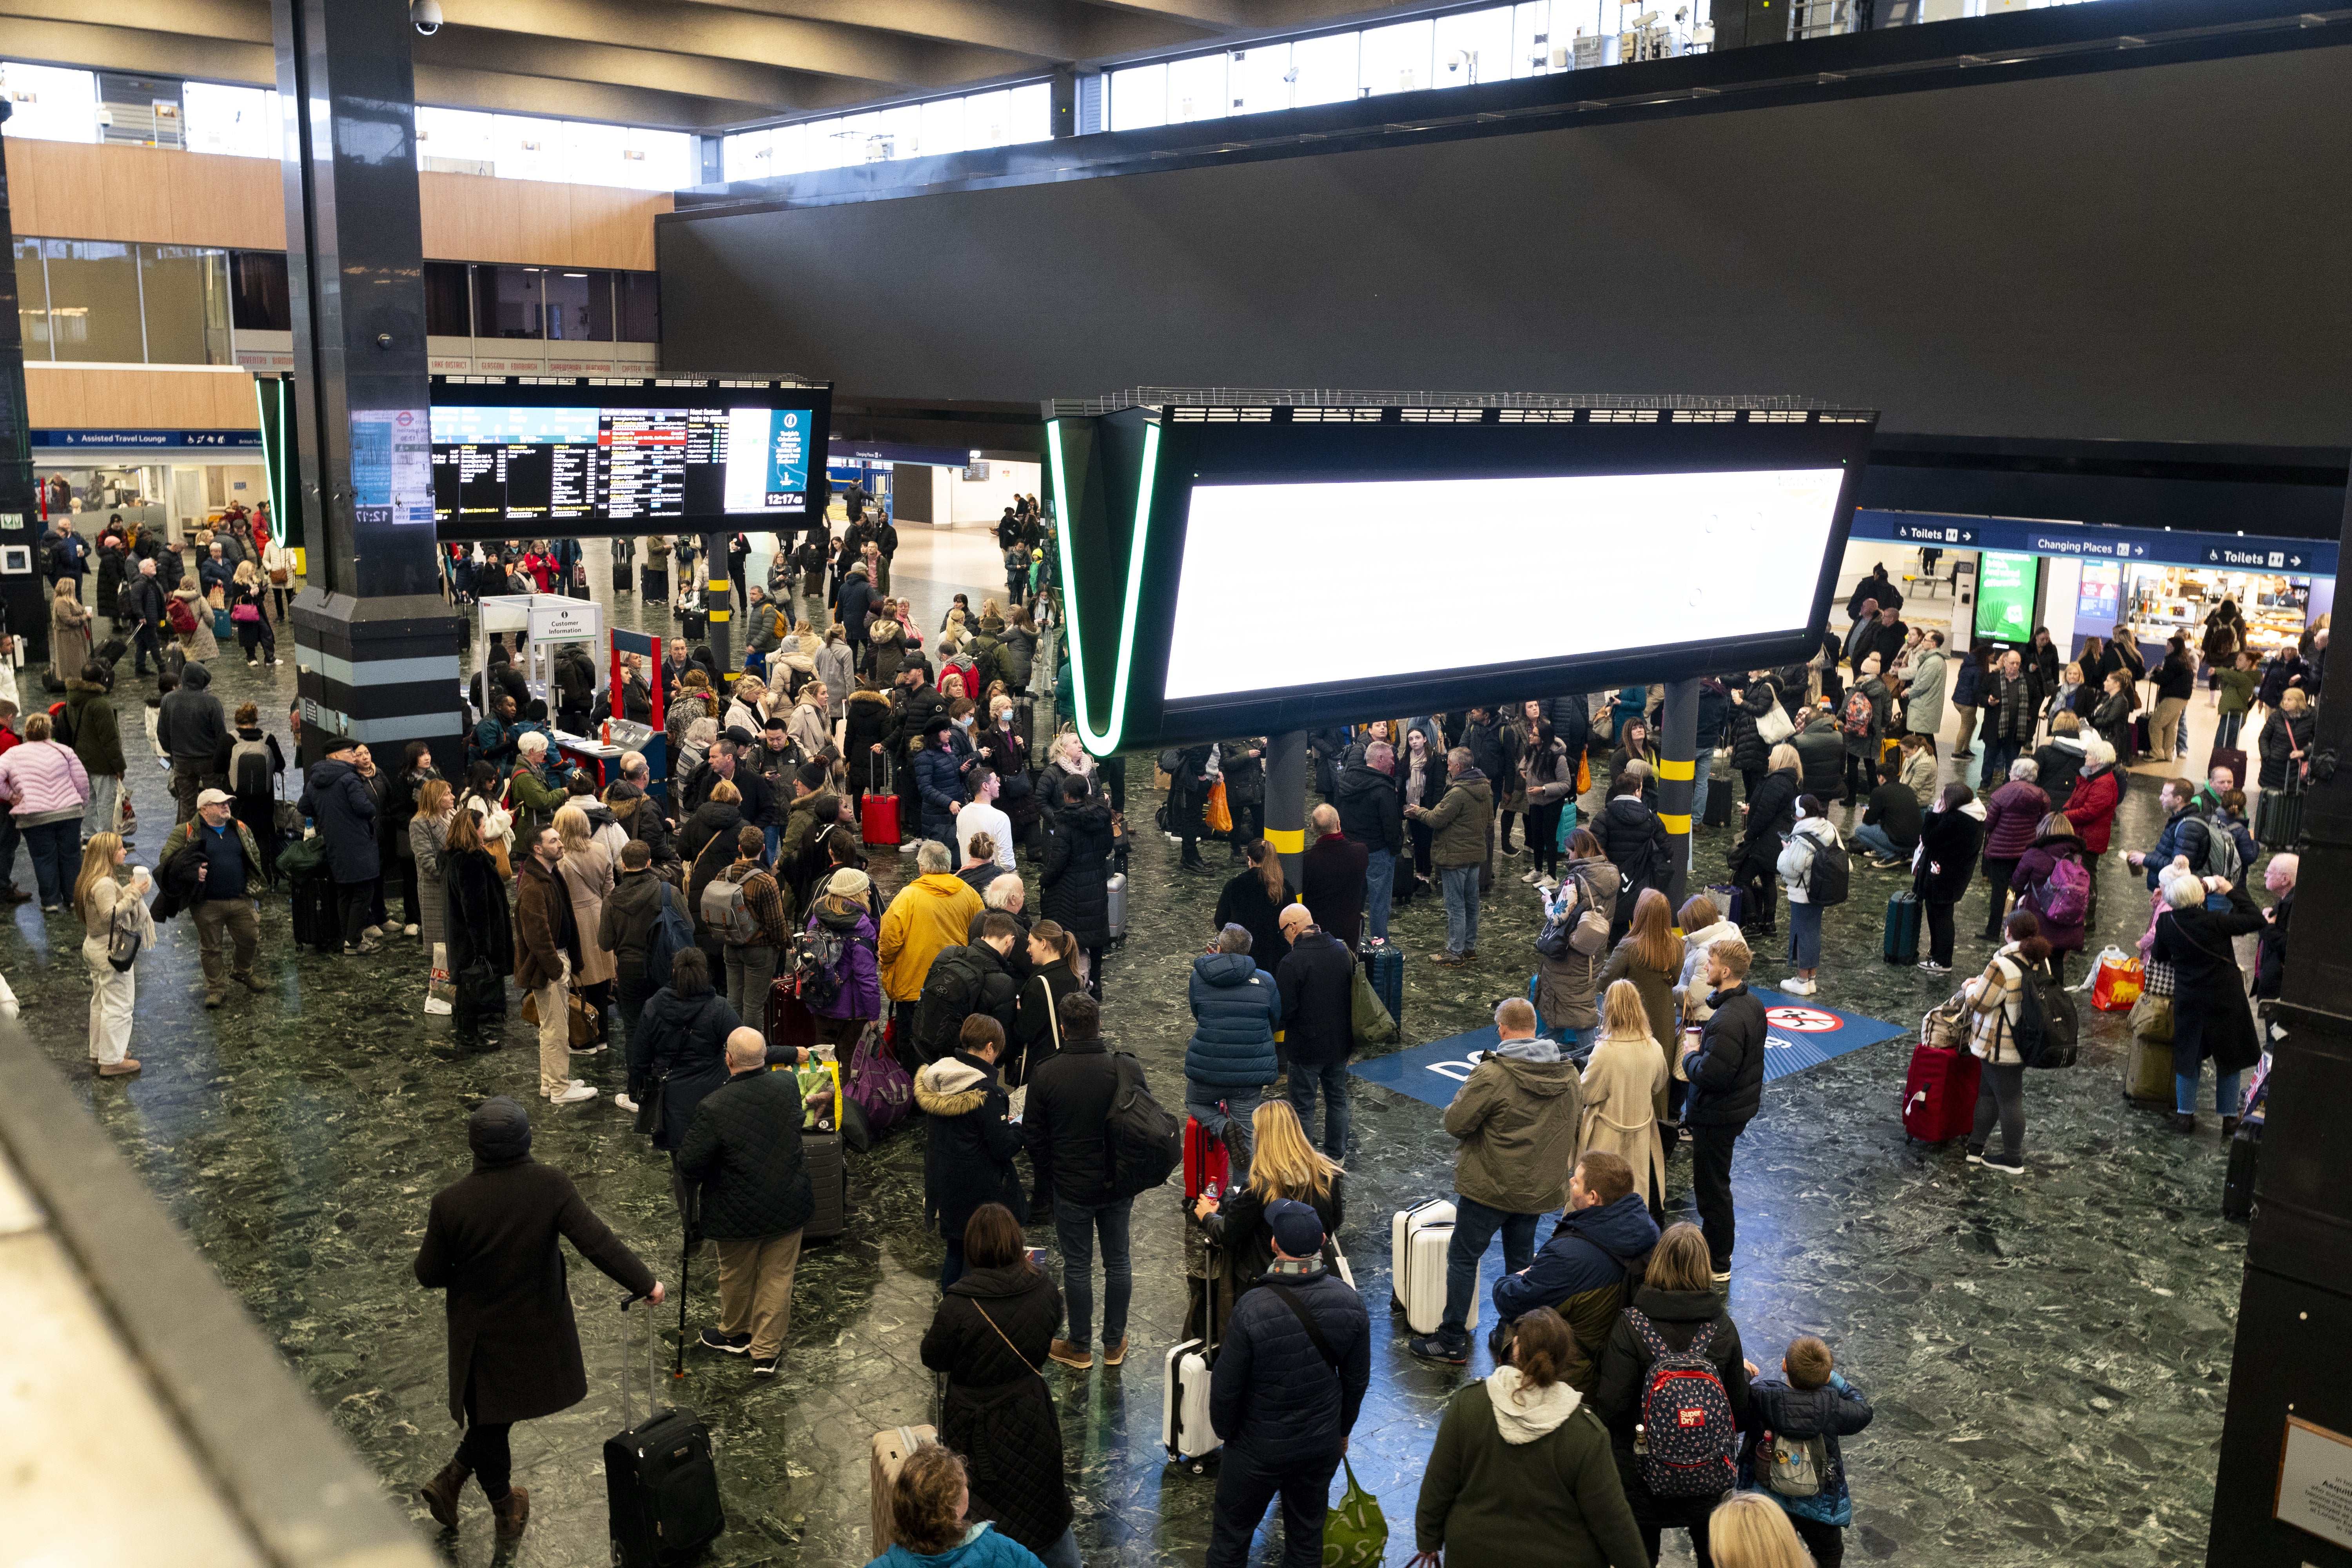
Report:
0,712,91,911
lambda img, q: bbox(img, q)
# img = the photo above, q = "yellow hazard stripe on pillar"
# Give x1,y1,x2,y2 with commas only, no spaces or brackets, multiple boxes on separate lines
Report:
1660,814,1692,834
1657,758,1696,781
1266,827,1307,854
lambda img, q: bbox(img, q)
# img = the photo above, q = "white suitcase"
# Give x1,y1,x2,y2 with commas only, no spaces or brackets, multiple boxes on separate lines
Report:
1162,1336,1221,1471
1391,1199,1474,1337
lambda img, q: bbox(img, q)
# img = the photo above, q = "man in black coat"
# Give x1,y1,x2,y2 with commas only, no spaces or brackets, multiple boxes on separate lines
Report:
1335,741,1405,944
298,737,383,954
156,660,227,822
1679,938,1768,1283
1206,1198,1371,1568
676,1028,813,1374
125,556,169,676
1023,993,1136,1370
912,912,1023,1064
414,1098,662,1541
1461,707,1517,869
1299,803,1368,954
914,1014,1028,1285
1273,902,1356,1159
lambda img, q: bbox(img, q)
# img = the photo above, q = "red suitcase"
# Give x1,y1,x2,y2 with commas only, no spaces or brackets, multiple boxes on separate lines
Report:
766,976,817,1055
2206,745,2249,793
860,755,901,847
1183,1116,1229,1201
1901,1042,1981,1144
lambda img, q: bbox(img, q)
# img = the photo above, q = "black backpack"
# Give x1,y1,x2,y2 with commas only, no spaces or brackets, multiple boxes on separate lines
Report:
1806,833,1851,907
911,946,990,1064
1103,1053,1181,1201
2007,956,2080,1070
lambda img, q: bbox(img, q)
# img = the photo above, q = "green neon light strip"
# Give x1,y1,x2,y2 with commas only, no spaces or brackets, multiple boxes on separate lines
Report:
1046,417,1160,757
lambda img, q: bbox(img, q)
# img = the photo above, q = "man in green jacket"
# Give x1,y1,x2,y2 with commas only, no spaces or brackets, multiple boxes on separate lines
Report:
1412,996,1583,1365
1406,746,1492,966
508,731,571,829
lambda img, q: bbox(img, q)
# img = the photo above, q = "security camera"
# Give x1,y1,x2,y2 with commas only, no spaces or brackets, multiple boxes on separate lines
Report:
412,0,443,36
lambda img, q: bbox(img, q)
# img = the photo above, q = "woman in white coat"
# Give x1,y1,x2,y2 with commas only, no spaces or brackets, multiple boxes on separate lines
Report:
74,832,152,1077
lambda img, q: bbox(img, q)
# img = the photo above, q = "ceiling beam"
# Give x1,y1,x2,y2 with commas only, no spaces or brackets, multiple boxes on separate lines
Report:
412,65,782,129
416,25,875,111
0,16,270,84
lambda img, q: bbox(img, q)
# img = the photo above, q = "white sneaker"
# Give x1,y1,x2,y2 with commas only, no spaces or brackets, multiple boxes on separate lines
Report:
898,842,919,854
363,925,385,939
615,1093,640,1114
403,924,420,938
548,1082,597,1105
1520,868,1541,884
1537,877,1559,893
1784,977,1816,996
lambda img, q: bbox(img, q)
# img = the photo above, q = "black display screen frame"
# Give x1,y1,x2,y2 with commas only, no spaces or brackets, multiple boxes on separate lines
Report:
427,374,834,542
1052,406,1876,753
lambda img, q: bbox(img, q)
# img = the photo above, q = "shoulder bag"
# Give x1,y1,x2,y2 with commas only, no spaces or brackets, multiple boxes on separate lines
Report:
106,893,142,972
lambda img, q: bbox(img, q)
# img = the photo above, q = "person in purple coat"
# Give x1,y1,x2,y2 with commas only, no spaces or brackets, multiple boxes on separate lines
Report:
806,866,883,1048
1977,757,2049,942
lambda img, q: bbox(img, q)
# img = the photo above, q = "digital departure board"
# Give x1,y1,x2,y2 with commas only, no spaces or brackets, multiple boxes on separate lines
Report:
426,377,831,539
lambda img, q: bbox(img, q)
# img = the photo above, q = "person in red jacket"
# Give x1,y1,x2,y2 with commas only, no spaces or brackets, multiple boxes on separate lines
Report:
2062,737,2122,863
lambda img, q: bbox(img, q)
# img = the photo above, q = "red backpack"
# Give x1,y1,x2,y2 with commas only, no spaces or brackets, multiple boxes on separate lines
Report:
1838,688,1875,739
165,594,198,635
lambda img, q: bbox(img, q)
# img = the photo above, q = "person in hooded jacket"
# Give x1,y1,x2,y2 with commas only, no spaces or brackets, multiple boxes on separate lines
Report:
2010,813,2089,978
1912,784,1985,975
919,1204,1078,1568
1791,703,1847,804
1418,1309,1650,1568
1529,837,1617,1045
1738,1335,1875,1567
2151,864,2269,1135
1731,746,1802,937
1590,773,1670,949
1218,736,1267,862
1184,924,1284,1190
413,1098,661,1544
1206,1199,1371,1568
1681,938,1766,1281
2031,710,2088,808
916,1017,1029,1286
1775,797,1842,996
803,867,883,1049
1336,740,1405,941
1412,997,1584,1365
299,736,384,954
1491,1151,1661,1392
2260,686,2316,791
1592,1222,1753,1567
627,948,742,1214
66,661,127,843
1038,775,1114,996
1725,673,1782,804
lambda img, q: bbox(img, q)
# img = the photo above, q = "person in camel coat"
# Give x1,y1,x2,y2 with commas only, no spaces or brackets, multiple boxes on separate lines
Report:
1576,980,1670,1217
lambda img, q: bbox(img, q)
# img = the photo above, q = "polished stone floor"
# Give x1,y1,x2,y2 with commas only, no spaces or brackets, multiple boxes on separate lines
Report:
0,541,2256,1566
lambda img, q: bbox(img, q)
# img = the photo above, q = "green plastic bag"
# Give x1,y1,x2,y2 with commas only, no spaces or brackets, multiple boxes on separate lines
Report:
1321,1459,1387,1566
1350,967,1398,1048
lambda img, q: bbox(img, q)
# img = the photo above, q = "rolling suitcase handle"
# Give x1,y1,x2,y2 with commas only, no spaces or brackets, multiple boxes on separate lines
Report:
617,1292,661,1433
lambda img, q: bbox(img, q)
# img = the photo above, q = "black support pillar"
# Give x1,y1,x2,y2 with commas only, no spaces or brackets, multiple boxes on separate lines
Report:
1658,678,1698,915
2206,479,2352,1566
274,0,462,769
1266,729,1308,891
0,106,44,685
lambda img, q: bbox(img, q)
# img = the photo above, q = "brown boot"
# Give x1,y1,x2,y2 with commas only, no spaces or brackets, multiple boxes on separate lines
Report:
490,1485,530,1541
418,1461,470,1530
1102,1337,1128,1367
98,1059,142,1077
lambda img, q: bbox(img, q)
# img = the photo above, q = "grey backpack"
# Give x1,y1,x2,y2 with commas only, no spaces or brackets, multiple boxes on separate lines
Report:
701,867,765,946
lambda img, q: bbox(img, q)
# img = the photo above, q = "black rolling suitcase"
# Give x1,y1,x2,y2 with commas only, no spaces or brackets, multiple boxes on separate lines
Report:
2222,1123,2259,1222
2256,772,2304,850
613,561,632,592
290,873,341,955
606,1296,724,1567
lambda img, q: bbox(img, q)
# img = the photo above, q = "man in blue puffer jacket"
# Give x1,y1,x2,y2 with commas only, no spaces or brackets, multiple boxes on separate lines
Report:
1183,923,1283,1189
1491,1151,1661,1392
1207,1199,1369,1568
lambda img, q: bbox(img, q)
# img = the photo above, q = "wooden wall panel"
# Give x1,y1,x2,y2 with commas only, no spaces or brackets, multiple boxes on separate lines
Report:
25,367,261,431
2,142,669,269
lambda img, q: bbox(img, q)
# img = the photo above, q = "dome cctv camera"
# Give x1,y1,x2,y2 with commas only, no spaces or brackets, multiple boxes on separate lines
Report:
412,0,443,35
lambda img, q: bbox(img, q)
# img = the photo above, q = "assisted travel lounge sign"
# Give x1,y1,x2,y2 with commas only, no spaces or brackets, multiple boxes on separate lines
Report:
1851,510,2338,576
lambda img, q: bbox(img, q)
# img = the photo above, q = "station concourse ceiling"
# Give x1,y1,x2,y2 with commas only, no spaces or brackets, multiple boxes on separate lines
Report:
0,0,1457,131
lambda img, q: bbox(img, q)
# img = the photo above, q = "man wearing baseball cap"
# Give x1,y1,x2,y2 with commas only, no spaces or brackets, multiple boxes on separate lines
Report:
158,786,269,1007
1206,1196,1370,1568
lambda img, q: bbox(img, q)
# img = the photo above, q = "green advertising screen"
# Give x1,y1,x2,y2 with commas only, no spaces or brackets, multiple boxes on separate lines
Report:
1975,550,2040,643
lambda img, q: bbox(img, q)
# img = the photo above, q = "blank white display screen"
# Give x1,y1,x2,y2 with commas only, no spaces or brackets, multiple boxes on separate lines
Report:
1162,468,1847,703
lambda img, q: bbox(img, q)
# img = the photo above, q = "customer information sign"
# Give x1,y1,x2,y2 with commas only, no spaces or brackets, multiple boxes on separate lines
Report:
1851,510,2338,576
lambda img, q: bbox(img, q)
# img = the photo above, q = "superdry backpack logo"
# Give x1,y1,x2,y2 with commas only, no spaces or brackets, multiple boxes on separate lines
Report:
1628,1309,1737,1498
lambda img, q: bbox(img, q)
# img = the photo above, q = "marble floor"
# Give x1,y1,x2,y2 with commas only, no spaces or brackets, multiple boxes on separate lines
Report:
0,545,2256,1566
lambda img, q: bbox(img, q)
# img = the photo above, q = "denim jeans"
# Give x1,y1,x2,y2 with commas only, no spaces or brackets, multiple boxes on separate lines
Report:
20,818,78,907
1285,1059,1350,1161
1439,864,1480,957
2177,1069,2242,1116
1981,736,2022,790
1363,847,1393,942
1440,1193,1539,1345
1690,765,1710,839
82,773,120,839
1053,1194,1134,1349
2216,710,2245,750
1851,822,1903,861
1788,900,1823,969
1035,1527,1083,1568
763,824,782,864
1186,1083,1263,1191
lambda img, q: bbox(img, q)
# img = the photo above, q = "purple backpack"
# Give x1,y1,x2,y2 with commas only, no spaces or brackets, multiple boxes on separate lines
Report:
2035,855,2091,927
846,1024,913,1135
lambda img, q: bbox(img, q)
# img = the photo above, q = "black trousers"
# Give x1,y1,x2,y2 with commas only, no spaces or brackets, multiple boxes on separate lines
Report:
1791,1514,1845,1566
131,623,164,673
1846,748,1877,802
397,854,422,926
1689,1121,1744,1272
456,1378,514,1499
336,878,372,947
1927,899,1957,967
1229,797,1264,852
1981,857,2020,938
1206,1446,1339,1568
1526,802,1564,875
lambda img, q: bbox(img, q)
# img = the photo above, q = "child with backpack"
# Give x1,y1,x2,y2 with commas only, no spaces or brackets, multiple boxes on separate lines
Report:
1592,1222,1753,1566
1742,1335,1875,1567
1774,795,1847,997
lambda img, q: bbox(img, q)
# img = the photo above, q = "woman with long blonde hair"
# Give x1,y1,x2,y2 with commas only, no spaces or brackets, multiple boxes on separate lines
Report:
554,802,617,1039
410,779,457,1006
1191,1099,1345,1286
74,831,152,1076
1708,1492,1817,1568
1597,887,1684,1121
1578,979,1670,1214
